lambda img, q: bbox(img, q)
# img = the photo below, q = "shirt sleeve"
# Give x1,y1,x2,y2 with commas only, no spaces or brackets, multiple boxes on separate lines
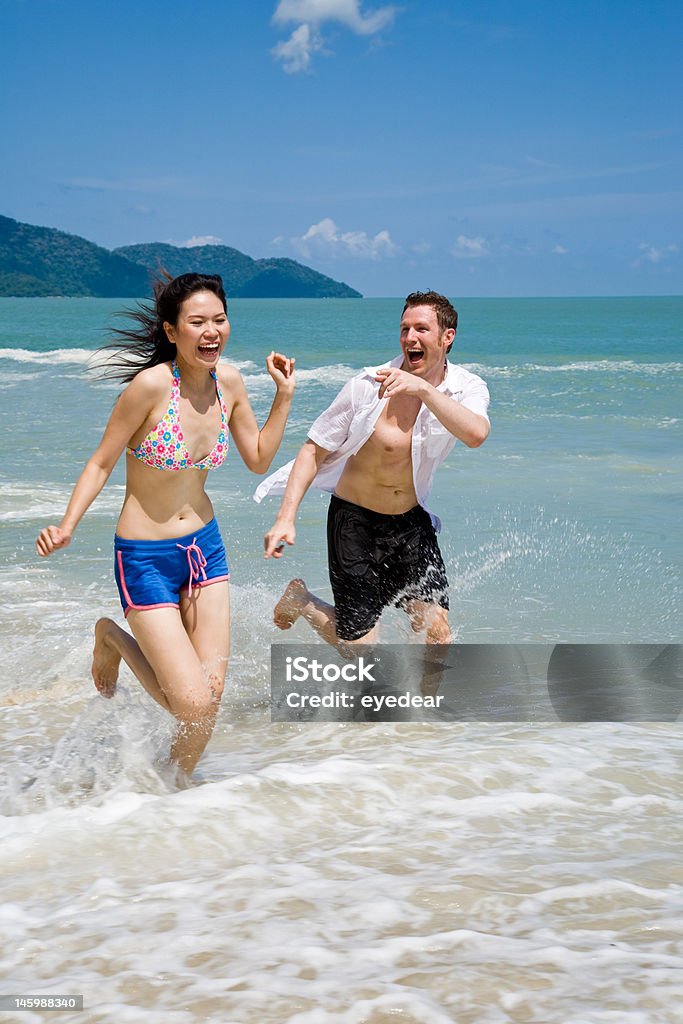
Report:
307,376,357,452
458,375,491,422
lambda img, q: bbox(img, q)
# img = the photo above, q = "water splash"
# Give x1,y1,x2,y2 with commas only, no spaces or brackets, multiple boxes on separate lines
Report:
447,507,681,642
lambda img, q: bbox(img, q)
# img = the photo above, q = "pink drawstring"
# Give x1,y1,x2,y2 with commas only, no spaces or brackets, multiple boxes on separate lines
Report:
176,538,208,598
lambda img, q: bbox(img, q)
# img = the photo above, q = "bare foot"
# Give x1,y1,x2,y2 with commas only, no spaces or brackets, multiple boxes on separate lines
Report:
91,617,122,698
274,578,309,630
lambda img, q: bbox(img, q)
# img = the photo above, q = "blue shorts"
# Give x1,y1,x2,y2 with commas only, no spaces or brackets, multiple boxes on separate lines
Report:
114,518,230,617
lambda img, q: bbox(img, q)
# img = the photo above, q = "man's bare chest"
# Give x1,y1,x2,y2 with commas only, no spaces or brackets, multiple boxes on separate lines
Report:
367,396,422,456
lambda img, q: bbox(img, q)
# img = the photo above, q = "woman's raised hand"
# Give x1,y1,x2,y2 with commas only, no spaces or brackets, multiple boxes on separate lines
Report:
266,351,296,393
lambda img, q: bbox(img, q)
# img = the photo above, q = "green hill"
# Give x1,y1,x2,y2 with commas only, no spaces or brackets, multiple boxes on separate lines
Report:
0,215,150,296
0,215,362,298
115,243,362,298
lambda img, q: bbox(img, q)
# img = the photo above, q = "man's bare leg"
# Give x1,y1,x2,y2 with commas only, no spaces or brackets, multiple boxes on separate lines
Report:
405,600,451,696
406,601,452,645
274,578,339,646
274,579,377,648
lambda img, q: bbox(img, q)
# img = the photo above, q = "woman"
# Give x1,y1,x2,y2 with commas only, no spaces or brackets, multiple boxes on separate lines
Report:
36,273,295,777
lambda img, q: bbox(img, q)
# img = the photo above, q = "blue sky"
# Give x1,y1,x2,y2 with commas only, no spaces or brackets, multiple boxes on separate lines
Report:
3,0,682,296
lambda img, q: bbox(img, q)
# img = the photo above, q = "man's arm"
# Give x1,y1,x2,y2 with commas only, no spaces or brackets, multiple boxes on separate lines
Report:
416,384,489,447
375,367,490,448
263,440,332,558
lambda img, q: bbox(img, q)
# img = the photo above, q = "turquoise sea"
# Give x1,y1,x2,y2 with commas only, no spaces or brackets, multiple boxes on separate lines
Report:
1,296,682,1022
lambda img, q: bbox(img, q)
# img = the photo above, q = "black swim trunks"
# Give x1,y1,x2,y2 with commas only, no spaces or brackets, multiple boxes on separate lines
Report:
327,495,449,641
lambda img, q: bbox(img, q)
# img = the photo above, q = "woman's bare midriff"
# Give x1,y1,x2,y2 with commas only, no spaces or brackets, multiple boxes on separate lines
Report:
115,454,216,539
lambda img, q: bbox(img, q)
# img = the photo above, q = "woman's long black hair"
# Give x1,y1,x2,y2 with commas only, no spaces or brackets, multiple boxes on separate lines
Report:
99,272,228,383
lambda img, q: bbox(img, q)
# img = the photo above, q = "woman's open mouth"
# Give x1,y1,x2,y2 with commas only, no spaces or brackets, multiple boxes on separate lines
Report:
198,342,220,356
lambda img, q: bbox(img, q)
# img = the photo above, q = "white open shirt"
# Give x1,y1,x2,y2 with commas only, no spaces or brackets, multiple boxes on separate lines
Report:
253,356,490,531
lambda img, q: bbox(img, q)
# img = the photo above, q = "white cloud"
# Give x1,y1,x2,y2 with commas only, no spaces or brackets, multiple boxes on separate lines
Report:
638,242,678,264
166,235,224,248
271,23,323,74
274,0,396,34
292,217,397,260
553,245,568,255
452,235,489,259
272,0,396,72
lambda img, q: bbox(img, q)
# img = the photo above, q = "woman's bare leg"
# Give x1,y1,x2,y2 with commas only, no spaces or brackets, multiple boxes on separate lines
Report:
91,617,170,709
92,582,230,775
176,581,230,771
274,578,378,647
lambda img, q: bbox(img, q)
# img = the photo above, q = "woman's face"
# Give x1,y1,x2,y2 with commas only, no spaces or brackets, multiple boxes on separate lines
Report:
164,289,230,369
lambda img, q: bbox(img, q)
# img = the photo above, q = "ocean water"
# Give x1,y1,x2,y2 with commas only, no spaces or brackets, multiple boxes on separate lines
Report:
1,297,682,1022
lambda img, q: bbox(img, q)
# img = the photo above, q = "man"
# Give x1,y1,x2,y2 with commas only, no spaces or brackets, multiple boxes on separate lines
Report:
255,291,490,646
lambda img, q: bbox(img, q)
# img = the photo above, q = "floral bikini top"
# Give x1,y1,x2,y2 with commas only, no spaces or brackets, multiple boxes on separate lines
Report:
127,361,229,471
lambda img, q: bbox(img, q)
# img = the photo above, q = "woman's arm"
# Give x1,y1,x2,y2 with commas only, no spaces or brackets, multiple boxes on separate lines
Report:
35,373,155,556
223,352,295,475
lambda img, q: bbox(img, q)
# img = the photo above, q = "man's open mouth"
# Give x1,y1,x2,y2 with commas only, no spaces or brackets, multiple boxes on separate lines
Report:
407,348,424,365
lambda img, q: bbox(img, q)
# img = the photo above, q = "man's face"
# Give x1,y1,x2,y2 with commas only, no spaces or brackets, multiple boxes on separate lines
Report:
399,305,455,380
